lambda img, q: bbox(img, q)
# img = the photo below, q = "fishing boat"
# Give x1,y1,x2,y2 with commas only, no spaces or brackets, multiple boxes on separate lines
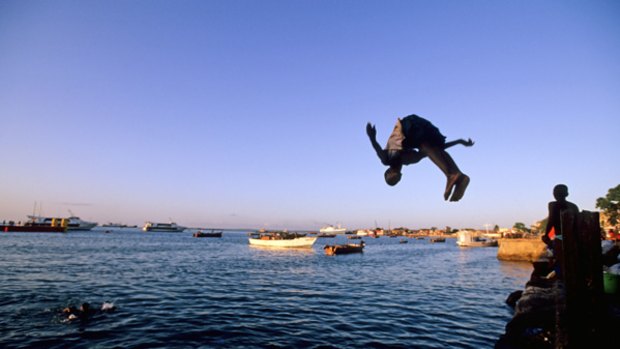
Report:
143,222,186,232
456,230,498,247
324,241,365,255
193,230,223,238
248,231,317,248
319,225,347,234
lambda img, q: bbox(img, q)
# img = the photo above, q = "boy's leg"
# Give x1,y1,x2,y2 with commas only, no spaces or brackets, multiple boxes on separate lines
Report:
419,144,463,200
449,174,469,202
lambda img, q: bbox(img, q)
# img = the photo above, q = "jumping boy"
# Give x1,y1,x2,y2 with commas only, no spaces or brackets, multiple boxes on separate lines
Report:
366,114,473,202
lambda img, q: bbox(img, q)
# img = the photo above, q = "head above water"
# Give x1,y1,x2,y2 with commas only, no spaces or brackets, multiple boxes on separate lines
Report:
384,167,402,186
553,184,569,201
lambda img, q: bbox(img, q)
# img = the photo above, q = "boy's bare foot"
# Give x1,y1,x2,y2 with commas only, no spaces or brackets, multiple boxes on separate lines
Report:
450,174,470,202
444,174,460,200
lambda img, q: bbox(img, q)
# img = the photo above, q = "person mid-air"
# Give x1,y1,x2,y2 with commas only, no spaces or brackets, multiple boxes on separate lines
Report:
366,114,473,202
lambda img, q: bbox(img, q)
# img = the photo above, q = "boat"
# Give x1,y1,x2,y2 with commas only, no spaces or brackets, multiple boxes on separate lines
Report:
143,222,186,232
456,230,498,247
399,238,408,244
248,231,317,248
324,241,365,255
317,233,336,238
430,237,446,243
347,235,361,240
193,230,223,238
27,215,97,231
319,225,347,234
102,223,138,228
1,220,67,233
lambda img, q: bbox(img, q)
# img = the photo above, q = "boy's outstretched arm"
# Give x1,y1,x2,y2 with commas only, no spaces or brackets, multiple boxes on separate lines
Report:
366,123,388,166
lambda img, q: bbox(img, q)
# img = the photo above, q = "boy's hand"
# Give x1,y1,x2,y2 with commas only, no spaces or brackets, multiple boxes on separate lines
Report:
366,123,377,139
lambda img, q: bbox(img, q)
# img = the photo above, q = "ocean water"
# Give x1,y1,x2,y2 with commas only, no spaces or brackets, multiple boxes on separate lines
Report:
0,230,531,348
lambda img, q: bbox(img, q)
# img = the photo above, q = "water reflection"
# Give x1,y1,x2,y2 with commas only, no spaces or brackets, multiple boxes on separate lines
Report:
0,230,532,348
498,260,532,280
248,245,316,255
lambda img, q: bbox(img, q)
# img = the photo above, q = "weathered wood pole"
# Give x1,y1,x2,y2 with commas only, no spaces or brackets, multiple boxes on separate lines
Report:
559,210,603,348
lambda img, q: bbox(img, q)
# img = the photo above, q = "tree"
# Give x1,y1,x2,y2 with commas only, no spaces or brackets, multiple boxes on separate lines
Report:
494,224,499,232
596,184,620,228
513,222,530,233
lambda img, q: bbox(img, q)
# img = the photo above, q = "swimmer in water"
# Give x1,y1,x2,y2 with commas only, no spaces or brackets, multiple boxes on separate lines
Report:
62,302,116,321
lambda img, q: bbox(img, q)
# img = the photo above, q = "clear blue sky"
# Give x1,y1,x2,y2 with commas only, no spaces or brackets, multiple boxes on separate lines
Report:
1,0,618,230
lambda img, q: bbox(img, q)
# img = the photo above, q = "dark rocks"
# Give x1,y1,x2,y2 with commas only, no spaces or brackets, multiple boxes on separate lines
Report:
505,290,523,308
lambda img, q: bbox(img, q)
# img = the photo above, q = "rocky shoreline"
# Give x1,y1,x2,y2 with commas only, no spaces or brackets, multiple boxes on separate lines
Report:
496,244,620,348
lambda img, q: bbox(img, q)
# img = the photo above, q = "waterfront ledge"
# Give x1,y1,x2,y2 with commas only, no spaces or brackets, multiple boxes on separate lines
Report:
497,238,548,262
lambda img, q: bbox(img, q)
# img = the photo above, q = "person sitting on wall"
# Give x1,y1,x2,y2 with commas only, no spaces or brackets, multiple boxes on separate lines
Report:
543,184,580,279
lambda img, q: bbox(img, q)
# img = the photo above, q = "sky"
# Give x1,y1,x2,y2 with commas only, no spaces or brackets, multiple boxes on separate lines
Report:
1,0,619,231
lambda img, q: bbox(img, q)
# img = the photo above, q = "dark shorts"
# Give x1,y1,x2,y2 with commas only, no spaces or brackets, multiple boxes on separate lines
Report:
400,114,446,148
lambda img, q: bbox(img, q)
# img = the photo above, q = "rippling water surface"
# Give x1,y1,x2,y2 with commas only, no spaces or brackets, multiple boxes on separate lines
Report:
0,230,532,348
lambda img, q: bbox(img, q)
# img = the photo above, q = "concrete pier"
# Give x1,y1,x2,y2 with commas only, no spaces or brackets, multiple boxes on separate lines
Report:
497,238,548,262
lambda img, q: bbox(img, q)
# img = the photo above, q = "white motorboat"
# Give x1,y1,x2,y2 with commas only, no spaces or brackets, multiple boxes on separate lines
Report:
248,231,317,248
456,230,498,247
319,225,347,234
27,215,97,231
356,229,370,236
143,222,186,232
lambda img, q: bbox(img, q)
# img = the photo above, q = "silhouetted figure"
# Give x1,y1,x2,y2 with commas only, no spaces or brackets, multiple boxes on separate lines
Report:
543,184,579,278
62,302,116,322
366,114,473,201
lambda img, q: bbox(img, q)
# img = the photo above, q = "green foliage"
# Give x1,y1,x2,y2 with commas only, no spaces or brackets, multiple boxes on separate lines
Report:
493,224,499,232
513,222,530,233
538,218,548,235
596,184,620,227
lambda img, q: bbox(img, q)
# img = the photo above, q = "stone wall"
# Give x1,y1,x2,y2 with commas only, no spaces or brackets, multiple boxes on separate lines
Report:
497,238,548,262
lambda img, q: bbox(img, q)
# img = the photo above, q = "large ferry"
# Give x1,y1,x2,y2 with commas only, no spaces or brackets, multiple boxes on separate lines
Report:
142,222,186,232
319,224,347,234
27,215,97,231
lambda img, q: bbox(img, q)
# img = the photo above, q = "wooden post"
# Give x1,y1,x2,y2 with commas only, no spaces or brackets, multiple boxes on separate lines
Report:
559,210,603,348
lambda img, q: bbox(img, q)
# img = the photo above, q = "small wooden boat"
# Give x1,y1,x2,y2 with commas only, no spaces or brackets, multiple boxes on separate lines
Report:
248,231,317,248
399,238,408,244
430,237,446,243
324,241,365,255
194,230,223,238
347,235,361,240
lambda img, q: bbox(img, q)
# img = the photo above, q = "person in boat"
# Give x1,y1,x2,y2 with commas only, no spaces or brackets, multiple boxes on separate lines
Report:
366,114,474,201
542,184,579,279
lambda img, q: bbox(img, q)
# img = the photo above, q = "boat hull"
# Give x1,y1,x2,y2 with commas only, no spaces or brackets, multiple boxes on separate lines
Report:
2,225,66,233
457,240,498,247
194,232,223,238
324,243,365,255
248,236,317,248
